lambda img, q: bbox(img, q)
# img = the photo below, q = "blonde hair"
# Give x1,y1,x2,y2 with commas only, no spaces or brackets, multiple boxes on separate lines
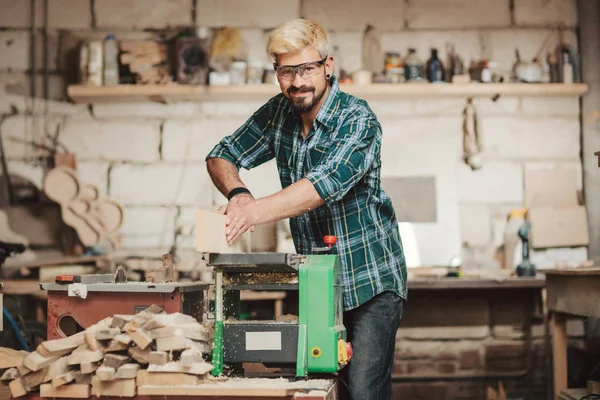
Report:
267,19,330,61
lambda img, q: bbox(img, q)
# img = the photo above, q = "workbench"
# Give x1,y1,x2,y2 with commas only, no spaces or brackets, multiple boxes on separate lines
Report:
399,275,547,398
545,267,600,399
15,378,338,400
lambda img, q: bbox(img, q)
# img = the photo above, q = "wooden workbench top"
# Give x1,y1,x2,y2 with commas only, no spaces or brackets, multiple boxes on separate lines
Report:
407,276,546,290
543,267,600,276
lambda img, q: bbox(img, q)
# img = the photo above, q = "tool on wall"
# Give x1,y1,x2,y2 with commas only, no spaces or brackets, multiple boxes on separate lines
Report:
516,218,536,277
462,98,482,171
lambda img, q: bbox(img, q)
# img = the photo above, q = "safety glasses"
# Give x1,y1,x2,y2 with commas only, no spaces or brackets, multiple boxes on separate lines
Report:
273,56,328,81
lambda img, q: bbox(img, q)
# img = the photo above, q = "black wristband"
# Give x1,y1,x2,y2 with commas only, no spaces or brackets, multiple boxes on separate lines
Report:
227,187,252,201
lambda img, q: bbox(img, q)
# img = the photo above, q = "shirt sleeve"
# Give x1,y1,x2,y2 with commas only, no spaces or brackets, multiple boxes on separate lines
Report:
205,102,275,170
305,113,381,206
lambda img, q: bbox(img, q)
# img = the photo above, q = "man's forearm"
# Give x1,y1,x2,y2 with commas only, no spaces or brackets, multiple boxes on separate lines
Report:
253,178,324,224
206,158,248,198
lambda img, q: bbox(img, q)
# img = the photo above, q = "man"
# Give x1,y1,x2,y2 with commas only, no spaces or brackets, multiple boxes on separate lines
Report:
205,18,407,400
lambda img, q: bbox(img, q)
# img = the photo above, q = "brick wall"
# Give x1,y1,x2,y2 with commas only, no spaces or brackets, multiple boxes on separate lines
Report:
0,0,585,267
0,1,587,397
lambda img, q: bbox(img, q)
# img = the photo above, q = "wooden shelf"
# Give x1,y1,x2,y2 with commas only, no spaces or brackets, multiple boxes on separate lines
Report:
67,82,589,104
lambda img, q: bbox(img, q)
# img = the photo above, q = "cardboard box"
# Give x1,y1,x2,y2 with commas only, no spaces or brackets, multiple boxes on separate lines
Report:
525,168,589,249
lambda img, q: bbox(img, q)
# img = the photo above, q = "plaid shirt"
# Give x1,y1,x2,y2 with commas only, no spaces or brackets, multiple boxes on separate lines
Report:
206,76,407,311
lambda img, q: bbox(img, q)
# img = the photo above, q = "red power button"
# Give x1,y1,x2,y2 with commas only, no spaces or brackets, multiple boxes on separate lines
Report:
324,235,337,248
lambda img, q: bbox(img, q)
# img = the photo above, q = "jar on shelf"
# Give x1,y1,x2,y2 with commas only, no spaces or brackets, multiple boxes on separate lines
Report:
230,61,247,85
246,62,264,84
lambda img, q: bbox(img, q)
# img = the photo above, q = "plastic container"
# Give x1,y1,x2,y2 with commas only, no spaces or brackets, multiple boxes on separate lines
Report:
503,208,527,270
230,61,247,85
404,48,424,82
88,40,103,86
103,34,120,85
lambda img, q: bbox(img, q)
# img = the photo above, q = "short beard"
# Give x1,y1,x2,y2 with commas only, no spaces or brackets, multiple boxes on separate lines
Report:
287,84,326,115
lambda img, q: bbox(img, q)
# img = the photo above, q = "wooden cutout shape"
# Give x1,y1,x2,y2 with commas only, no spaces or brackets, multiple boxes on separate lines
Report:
43,166,125,249
43,166,80,204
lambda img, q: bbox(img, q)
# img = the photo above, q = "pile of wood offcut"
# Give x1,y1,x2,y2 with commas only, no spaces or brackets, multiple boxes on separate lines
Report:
119,41,171,84
0,305,213,398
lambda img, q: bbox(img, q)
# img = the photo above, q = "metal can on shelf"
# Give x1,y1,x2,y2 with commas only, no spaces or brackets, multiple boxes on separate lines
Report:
230,61,247,85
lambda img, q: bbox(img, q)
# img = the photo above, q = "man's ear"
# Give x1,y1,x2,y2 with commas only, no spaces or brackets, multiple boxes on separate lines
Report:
325,56,335,76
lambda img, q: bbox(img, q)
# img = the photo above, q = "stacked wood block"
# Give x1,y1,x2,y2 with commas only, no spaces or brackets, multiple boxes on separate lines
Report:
119,41,171,84
0,305,213,398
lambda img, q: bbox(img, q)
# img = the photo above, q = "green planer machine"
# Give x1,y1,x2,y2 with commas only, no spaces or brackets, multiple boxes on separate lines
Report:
207,248,352,378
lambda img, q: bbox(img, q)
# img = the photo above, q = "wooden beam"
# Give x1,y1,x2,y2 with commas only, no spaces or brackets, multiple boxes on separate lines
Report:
552,313,568,400
578,0,600,264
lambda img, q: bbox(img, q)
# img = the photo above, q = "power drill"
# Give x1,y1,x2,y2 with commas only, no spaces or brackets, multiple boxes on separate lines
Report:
516,221,536,277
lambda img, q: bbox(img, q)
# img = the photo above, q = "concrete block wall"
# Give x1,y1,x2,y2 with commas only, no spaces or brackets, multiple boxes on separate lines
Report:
0,1,586,397
0,0,585,267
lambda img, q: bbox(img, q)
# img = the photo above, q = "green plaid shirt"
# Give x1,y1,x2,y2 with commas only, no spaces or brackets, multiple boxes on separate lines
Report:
206,76,407,311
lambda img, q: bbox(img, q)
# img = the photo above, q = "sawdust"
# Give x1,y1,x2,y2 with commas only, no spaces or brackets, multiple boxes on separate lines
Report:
224,318,297,325
142,377,332,390
275,314,299,323
223,272,298,285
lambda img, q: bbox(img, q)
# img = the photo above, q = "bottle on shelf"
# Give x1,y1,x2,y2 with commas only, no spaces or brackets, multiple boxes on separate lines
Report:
103,34,120,86
404,48,424,82
425,48,444,83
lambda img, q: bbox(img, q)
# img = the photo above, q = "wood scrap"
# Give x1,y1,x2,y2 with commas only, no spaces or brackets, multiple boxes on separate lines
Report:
115,333,132,345
136,370,201,386
180,348,203,367
0,368,19,383
67,349,103,365
73,371,92,385
119,40,171,84
9,378,27,398
148,351,169,365
51,372,75,388
129,327,152,349
95,366,115,381
102,354,129,369
91,376,136,397
80,361,99,374
95,328,120,340
0,348,28,369
40,332,85,355
84,330,105,352
142,312,197,330
23,352,58,372
40,383,90,398
110,314,133,329
147,361,213,376
0,304,213,398
146,254,174,283
23,367,48,390
105,339,129,352
128,346,151,365
151,324,210,341
114,364,139,379
43,356,69,383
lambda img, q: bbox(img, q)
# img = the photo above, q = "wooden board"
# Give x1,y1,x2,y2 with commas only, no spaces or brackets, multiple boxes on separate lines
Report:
67,83,590,104
138,385,296,397
547,274,600,318
196,210,250,253
544,267,600,276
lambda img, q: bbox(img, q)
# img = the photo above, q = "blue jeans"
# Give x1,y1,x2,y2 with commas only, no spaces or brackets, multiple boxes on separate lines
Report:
339,291,405,400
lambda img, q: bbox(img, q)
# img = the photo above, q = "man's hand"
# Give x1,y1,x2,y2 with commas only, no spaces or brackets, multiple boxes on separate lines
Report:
216,193,257,244
222,202,259,244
